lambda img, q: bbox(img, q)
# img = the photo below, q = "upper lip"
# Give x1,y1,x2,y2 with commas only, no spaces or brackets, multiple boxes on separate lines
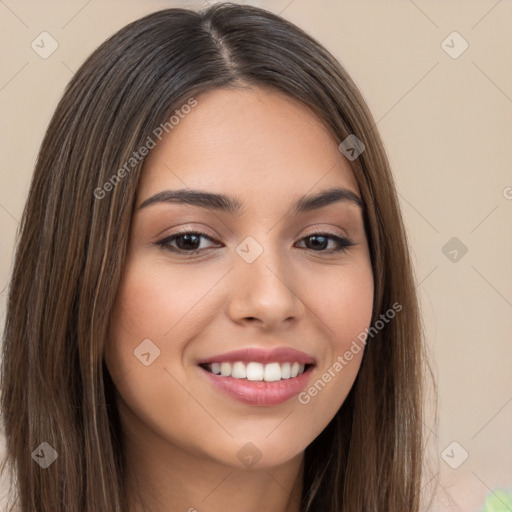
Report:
197,347,316,365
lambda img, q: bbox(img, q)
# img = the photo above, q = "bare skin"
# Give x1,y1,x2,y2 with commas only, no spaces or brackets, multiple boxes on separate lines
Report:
104,85,374,512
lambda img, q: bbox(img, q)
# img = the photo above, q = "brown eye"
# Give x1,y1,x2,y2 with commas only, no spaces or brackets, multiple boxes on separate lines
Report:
156,231,221,255
297,233,355,253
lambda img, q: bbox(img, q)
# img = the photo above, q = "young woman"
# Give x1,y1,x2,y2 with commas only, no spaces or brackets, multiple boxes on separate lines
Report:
0,3,430,511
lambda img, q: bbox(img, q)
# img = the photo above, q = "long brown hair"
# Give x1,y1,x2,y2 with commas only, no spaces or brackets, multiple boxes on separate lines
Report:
0,3,432,511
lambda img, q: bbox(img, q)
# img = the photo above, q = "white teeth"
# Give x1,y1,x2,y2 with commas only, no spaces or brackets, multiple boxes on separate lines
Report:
246,362,264,381
206,361,308,381
264,362,281,382
220,362,231,376
231,361,247,379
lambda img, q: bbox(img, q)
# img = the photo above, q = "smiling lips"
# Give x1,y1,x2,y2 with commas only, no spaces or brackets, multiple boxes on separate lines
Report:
198,347,315,406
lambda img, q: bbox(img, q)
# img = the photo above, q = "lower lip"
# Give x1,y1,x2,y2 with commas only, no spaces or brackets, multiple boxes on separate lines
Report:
200,366,314,406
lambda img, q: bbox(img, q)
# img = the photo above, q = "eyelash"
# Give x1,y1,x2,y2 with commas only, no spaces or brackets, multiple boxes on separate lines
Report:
155,229,356,256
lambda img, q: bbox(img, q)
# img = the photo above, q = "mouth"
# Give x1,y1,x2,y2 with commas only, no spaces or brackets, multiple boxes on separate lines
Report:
197,347,316,406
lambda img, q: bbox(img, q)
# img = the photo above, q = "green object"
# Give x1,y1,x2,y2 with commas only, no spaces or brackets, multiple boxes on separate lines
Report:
481,490,512,512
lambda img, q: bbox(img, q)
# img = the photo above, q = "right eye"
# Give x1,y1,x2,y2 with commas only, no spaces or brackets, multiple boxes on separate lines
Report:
155,230,222,256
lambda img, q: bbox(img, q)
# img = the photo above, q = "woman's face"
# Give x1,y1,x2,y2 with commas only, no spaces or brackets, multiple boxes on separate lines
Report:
105,86,374,469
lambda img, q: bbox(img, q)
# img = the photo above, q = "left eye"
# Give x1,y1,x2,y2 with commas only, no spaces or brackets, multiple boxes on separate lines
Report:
155,231,355,255
296,233,355,252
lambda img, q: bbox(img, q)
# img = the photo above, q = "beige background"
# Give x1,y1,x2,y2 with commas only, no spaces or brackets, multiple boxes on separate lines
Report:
1,1,511,510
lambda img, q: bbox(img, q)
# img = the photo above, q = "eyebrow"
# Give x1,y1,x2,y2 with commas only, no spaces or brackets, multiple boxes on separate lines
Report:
138,186,363,215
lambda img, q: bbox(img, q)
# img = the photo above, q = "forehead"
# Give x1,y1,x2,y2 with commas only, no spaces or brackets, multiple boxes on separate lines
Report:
138,86,359,205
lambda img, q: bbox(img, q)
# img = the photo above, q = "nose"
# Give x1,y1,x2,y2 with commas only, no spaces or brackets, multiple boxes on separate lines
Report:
226,242,306,330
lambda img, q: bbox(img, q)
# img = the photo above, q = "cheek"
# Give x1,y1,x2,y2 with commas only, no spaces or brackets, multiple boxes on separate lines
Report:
296,260,373,428
310,259,374,346
109,261,200,336
104,259,186,392
104,259,209,447
106,257,222,361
